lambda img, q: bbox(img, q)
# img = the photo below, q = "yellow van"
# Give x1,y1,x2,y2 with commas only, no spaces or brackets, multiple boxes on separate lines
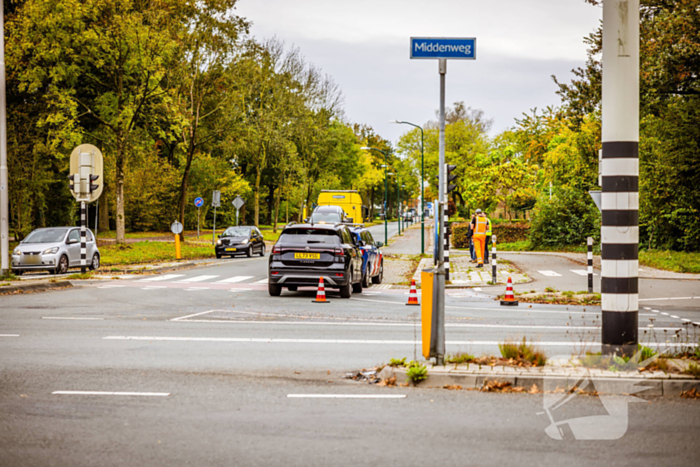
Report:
317,190,368,224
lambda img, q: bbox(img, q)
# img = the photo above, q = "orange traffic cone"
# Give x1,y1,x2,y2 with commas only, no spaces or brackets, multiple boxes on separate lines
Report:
500,277,519,306
406,279,420,306
312,277,330,303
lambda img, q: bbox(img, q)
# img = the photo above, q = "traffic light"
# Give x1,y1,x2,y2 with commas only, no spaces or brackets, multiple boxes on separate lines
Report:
68,174,80,195
445,164,458,193
89,174,100,193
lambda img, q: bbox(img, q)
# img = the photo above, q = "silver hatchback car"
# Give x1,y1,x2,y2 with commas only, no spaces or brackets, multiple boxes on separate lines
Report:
11,227,100,275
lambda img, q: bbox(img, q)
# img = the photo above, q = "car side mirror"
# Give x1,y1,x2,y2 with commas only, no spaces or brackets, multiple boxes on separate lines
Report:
376,241,383,248
217,234,221,238
304,218,309,223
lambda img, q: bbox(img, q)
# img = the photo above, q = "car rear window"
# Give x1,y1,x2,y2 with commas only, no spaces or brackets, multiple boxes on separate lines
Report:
280,229,341,245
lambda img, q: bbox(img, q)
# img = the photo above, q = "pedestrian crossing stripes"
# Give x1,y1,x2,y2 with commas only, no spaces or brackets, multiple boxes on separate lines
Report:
139,274,185,282
254,279,268,284
177,275,219,283
216,276,254,284
537,270,562,277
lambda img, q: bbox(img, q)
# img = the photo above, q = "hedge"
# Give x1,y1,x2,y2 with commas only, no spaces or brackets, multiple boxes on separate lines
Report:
451,221,530,248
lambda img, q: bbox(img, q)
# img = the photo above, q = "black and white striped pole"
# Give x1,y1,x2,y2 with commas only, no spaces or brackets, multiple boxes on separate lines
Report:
80,202,87,273
587,237,593,293
492,235,497,284
601,0,639,356
444,212,450,282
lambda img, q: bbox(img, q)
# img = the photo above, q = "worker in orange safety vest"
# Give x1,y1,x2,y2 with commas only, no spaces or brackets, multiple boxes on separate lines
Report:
471,209,489,268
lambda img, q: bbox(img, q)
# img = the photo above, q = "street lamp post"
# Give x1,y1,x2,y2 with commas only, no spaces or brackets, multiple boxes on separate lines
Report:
392,120,424,254
361,147,390,245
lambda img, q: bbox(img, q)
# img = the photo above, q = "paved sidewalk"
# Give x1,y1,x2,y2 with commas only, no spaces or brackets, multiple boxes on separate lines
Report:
412,255,529,287
382,221,432,256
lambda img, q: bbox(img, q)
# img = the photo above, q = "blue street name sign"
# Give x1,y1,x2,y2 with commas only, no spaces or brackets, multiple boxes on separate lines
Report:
410,37,476,60
194,197,204,208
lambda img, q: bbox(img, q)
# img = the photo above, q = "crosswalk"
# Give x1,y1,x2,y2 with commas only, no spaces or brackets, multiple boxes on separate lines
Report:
537,270,598,277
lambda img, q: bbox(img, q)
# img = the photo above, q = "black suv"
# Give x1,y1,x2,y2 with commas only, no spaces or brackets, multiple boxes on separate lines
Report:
268,223,363,298
215,226,265,258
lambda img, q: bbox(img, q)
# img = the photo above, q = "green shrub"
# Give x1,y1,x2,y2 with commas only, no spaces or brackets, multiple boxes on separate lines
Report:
528,188,600,249
388,357,406,367
452,222,471,248
406,362,428,383
499,337,547,366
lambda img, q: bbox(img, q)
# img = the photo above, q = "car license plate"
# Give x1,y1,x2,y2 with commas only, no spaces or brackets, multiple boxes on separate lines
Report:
22,255,41,265
225,248,237,252
294,253,320,260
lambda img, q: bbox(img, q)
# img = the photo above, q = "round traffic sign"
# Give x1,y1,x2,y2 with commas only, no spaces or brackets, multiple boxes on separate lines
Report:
194,197,204,208
170,221,183,235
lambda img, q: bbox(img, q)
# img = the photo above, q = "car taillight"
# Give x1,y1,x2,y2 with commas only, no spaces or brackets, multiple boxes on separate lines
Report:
272,245,281,254
334,248,344,256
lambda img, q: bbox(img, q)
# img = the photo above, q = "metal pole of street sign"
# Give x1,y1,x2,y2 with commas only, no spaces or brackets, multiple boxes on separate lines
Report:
236,209,239,227
0,3,9,277
197,207,200,240
433,58,447,365
80,202,87,273
601,0,639,356
212,206,217,246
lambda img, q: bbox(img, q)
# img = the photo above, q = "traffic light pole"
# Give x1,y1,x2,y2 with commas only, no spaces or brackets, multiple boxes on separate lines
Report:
0,5,9,277
601,0,639,356
432,58,447,365
80,202,87,273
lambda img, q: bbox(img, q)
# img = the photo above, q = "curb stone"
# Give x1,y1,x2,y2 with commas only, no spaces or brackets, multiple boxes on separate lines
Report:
0,280,77,295
376,366,699,395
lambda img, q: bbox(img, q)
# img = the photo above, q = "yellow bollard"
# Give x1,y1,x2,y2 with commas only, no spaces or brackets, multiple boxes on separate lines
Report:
175,234,182,260
421,269,434,359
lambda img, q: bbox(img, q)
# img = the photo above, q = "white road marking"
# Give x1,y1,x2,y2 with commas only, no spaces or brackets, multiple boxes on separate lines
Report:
538,270,562,277
0,334,20,337
103,336,696,347
570,269,597,276
217,276,254,284
52,391,169,397
98,285,125,288
139,274,184,282
228,288,252,292
254,279,268,284
172,318,680,331
142,286,167,290
184,288,209,291
639,297,698,302
287,394,406,399
473,287,482,291
42,317,103,320
177,275,219,283
660,312,669,316
682,319,692,322
670,315,680,319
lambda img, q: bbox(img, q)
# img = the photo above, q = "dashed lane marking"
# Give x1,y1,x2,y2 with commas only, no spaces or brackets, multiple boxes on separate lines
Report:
0,334,20,337
98,285,125,289
228,288,252,292
537,270,562,277
52,391,169,397
288,394,406,399
639,297,698,302
254,279,269,284
184,287,209,292
42,317,103,320
142,286,167,290
176,275,219,283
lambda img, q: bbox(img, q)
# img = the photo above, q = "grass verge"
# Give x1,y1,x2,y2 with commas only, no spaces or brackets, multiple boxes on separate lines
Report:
100,241,215,266
638,250,700,274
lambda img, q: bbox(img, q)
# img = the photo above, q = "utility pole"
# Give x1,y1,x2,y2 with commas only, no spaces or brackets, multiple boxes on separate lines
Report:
0,2,9,277
600,0,639,356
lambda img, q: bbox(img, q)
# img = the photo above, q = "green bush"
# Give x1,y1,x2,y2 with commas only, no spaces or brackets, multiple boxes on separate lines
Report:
452,222,470,248
528,189,600,249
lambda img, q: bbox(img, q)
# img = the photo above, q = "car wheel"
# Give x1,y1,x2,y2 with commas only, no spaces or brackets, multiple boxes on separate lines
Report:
287,285,298,291
55,255,69,275
89,253,100,271
352,276,363,294
362,266,371,288
339,270,353,298
246,246,252,258
268,282,282,296
12,269,23,276
259,244,265,257
371,261,383,284
216,252,221,259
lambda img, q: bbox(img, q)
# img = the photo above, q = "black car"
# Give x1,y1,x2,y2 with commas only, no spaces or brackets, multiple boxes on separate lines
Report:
268,223,363,298
215,226,265,258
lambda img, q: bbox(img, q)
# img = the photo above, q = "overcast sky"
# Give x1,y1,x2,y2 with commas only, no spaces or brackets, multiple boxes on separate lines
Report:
235,0,602,145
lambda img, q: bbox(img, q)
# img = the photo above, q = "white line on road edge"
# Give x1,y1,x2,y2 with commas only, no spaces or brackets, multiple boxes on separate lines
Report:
102,336,697,347
42,317,104,320
0,334,20,337
254,279,268,284
52,391,169,397
173,318,682,332
171,310,218,322
639,297,698,302
287,394,406,399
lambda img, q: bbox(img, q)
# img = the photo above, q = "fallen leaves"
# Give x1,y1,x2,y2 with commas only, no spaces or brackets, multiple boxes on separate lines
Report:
680,388,700,399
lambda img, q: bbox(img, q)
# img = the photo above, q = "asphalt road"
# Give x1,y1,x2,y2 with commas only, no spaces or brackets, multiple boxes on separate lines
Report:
2,236,699,466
